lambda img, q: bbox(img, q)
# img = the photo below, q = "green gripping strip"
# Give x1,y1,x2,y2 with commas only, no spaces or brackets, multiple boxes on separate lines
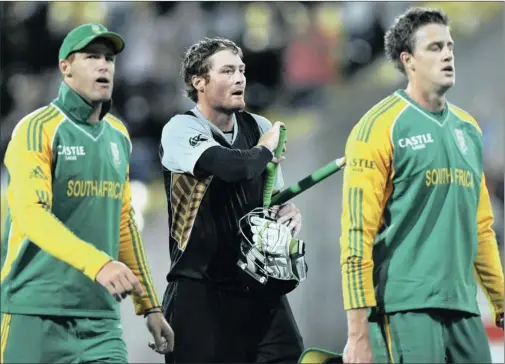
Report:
263,126,287,208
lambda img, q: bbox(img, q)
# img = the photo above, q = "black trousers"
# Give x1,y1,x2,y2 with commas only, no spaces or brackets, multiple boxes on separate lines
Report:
163,279,304,363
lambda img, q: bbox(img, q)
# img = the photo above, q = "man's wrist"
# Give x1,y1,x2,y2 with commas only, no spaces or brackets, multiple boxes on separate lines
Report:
144,307,163,318
346,308,370,339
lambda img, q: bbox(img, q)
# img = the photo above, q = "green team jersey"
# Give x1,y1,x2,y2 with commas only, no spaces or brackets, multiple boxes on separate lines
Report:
340,90,504,317
1,82,160,318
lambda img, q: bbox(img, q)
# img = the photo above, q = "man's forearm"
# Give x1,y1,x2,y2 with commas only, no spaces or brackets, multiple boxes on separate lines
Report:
119,212,162,314
12,203,111,280
346,309,370,339
195,145,272,182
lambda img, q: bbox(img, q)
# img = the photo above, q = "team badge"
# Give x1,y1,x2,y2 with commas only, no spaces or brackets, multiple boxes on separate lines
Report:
454,129,467,154
110,142,121,168
91,24,102,34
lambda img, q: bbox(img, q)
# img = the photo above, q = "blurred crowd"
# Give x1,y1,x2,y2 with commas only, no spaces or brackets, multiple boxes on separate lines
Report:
0,0,390,177
1,1,503,242
1,2,504,361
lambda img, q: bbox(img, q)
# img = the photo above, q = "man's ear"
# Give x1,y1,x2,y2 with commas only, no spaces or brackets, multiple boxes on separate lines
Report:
60,60,72,78
192,75,205,93
400,51,415,72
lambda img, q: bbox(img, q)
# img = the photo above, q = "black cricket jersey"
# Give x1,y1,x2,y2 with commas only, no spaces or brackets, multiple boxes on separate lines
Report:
159,107,284,290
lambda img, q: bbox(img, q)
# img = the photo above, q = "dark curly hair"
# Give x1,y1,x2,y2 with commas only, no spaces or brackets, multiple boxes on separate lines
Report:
384,7,449,74
181,37,243,102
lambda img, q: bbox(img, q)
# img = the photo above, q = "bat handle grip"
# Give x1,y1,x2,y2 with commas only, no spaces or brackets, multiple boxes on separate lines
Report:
274,126,287,158
263,126,286,208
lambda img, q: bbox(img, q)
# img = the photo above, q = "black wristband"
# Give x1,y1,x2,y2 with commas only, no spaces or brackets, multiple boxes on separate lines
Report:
144,307,162,318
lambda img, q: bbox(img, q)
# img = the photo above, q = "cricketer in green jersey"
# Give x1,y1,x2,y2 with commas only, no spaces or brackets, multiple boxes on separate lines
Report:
338,8,504,364
1,23,174,362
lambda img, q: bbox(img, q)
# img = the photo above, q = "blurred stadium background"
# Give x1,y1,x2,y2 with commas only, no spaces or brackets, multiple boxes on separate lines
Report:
1,1,503,362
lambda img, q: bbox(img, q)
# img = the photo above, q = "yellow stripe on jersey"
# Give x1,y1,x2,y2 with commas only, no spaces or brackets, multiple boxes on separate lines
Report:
347,187,366,308
474,174,504,316
4,106,112,282
474,267,496,317
23,105,65,154
104,114,128,134
340,95,408,310
35,190,51,211
106,118,160,314
26,105,55,152
1,313,10,340
104,114,130,140
448,104,483,134
450,106,505,317
0,313,12,363
118,163,160,314
355,96,392,142
41,105,67,150
1,190,25,285
384,315,395,363
128,210,160,310
104,114,132,154
356,95,400,143
33,107,60,153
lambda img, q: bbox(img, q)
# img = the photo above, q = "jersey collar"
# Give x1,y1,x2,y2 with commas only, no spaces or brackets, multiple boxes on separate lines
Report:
191,106,238,146
53,81,111,124
396,89,449,123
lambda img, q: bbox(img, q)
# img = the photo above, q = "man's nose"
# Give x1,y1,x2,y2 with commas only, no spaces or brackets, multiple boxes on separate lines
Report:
98,56,110,70
234,71,245,84
443,47,453,61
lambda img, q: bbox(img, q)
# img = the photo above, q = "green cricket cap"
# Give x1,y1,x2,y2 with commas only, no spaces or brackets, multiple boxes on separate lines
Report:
58,23,125,61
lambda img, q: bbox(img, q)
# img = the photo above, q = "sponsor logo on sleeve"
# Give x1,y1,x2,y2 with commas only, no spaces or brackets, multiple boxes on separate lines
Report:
349,158,376,172
189,134,209,147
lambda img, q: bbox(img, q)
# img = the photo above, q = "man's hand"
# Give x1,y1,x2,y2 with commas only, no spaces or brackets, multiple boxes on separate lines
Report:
344,309,374,363
95,260,144,302
146,311,175,354
271,202,302,237
258,121,286,161
343,336,374,364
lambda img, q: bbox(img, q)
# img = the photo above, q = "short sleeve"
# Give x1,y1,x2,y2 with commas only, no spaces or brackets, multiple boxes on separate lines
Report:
160,114,220,175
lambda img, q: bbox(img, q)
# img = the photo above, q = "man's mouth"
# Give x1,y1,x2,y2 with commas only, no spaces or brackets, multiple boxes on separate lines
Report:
96,77,111,85
442,65,454,72
231,90,244,96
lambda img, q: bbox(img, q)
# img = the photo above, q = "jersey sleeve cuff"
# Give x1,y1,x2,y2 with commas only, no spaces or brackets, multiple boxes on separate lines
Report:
133,298,160,316
82,252,113,281
343,297,377,311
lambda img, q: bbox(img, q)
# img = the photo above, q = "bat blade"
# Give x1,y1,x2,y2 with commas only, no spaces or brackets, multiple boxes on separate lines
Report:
270,157,346,206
